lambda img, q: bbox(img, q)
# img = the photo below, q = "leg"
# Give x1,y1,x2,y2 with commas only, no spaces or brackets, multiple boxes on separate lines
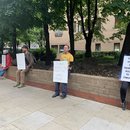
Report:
120,81,129,103
19,68,30,88
52,82,60,98
120,81,129,110
61,83,68,98
16,70,21,84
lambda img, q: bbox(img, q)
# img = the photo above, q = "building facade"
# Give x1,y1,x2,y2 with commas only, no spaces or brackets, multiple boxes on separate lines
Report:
49,16,125,53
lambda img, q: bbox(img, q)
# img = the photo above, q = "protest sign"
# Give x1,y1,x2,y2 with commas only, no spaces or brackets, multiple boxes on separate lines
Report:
121,56,130,82
16,53,26,70
53,61,68,83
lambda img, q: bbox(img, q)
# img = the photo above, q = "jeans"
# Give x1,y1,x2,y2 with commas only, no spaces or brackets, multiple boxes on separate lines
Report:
55,82,68,96
120,81,130,103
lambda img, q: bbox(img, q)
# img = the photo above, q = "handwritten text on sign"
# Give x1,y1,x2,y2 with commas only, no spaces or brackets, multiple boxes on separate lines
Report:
53,61,68,83
121,56,130,82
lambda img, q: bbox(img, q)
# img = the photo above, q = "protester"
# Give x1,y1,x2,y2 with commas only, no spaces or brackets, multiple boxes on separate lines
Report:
52,44,74,99
0,50,12,79
120,81,130,110
14,45,34,88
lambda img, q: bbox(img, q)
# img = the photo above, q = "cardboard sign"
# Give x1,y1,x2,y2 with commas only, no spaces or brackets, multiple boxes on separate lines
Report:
53,61,68,83
121,56,130,82
2,55,6,67
16,53,26,70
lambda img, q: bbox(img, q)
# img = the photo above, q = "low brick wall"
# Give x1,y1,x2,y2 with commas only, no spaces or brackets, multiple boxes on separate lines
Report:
6,66,130,109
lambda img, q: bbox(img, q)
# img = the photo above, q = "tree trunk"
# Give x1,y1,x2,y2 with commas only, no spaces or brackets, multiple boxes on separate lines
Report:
43,24,51,65
28,40,31,49
66,0,75,56
68,21,75,56
12,27,17,59
85,34,92,57
118,22,130,66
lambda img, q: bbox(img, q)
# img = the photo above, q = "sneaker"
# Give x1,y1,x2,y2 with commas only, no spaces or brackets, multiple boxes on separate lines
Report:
122,101,126,111
18,84,25,88
13,83,20,87
60,95,67,99
52,94,59,98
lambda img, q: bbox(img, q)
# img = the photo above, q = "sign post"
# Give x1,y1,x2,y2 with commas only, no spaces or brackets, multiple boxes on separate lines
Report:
16,53,26,70
53,61,68,83
121,56,130,82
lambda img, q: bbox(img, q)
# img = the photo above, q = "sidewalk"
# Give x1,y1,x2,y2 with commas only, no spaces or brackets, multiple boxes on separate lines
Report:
0,79,130,130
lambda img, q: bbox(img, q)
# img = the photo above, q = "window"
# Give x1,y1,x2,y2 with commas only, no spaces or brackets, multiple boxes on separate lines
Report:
55,30,63,37
95,43,101,52
114,43,120,52
115,17,120,28
78,20,82,32
74,21,76,32
59,45,64,52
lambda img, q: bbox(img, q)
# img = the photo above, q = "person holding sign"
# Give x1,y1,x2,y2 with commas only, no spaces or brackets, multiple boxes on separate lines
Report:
0,50,12,78
14,45,34,88
120,55,130,110
52,44,74,99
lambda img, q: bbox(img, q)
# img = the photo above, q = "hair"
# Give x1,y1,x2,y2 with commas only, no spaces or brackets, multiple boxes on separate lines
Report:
64,44,70,49
22,45,29,50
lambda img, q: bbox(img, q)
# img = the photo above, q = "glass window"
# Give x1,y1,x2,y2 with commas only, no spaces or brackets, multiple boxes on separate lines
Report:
95,43,101,52
114,43,120,51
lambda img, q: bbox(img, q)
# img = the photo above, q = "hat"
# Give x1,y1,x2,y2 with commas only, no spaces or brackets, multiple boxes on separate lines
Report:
22,45,29,50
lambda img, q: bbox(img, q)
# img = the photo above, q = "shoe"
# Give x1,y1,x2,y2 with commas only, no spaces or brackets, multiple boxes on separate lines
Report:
18,84,25,88
60,95,66,99
122,101,126,111
13,83,20,87
52,94,59,98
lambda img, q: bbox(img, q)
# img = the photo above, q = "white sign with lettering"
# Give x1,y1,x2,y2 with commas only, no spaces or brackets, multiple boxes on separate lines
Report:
16,53,26,70
121,56,130,82
2,55,6,67
53,61,68,83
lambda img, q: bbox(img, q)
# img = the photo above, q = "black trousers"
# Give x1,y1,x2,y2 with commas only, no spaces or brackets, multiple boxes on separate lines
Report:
120,81,130,103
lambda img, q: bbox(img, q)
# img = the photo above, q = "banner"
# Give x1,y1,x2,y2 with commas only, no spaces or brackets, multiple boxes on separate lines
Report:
16,53,26,70
121,56,130,82
2,55,6,67
53,61,68,83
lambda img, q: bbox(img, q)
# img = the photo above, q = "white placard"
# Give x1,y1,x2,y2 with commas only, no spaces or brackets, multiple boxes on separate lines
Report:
121,56,130,82
16,53,26,70
2,55,6,67
53,61,68,83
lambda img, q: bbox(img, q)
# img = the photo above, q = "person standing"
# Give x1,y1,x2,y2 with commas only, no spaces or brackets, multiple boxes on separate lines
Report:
52,44,74,99
14,45,34,88
120,81,130,110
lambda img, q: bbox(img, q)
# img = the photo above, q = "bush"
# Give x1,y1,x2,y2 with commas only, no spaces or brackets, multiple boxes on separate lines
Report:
30,48,57,62
75,51,85,59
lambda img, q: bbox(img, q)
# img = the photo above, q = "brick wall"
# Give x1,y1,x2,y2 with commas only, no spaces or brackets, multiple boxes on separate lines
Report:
6,66,130,109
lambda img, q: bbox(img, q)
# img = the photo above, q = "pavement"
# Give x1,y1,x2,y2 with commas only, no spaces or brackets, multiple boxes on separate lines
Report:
0,79,130,130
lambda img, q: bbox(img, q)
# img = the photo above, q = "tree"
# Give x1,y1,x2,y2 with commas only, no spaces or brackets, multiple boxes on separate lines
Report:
0,0,35,57
65,0,76,56
77,0,106,57
35,0,65,65
104,0,130,66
